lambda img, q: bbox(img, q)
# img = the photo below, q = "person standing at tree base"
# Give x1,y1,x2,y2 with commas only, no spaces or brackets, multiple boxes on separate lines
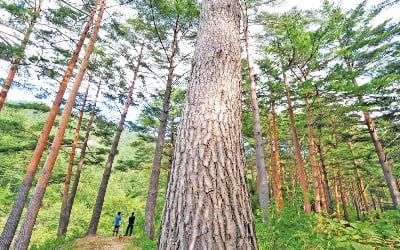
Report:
125,212,135,236
112,212,122,236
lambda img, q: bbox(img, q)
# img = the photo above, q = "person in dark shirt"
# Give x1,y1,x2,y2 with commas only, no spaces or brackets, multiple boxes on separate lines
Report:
113,212,122,236
125,212,135,236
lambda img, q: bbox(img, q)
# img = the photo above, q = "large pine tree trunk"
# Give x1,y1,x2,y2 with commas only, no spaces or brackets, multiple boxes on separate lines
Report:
144,21,179,239
57,78,91,237
242,0,269,221
283,72,311,213
305,94,321,213
0,0,45,111
0,3,98,248
86,46,143,236
13,2,105,248
158,0,258,248
63,82,101,236
270,99,283,211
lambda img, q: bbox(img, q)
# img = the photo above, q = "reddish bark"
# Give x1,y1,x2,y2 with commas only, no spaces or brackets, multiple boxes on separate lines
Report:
13,1,105,248
0,3,98,248
283,71,311,213
63,82,102,236
0,0,45,110
57,76,91,237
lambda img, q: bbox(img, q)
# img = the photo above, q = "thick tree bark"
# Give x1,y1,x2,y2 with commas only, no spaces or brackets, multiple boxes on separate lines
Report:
0,0,45,111
242,0,269,221
0,3,97,249
283,72,311,213
338,170,350,221
158,0,258,248
13,2,105,248
144,19,179,239
57,77,91,237
345,59,400,208
305,94,321,213
86,45,143,236
63,82,101,236
270,99,283,211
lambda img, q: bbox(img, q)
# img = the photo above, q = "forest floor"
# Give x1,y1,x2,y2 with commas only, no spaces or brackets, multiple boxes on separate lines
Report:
74,235,138,250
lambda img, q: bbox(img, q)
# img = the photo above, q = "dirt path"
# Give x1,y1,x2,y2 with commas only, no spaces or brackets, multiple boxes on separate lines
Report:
74,235,138,250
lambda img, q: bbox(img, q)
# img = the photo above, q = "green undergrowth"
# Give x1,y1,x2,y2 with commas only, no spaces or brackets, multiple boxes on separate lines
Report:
256,205,400,249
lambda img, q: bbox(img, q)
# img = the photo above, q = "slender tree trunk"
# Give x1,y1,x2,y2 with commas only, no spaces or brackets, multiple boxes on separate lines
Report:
363,109,399,208
0,0,45,110
305,94,321,213
242,0,269,222
333,171,341,220
370,190,377,210
57,76,92,237
348,142,370,212
378,196,384,212
87,45,143,236
270,99,283,211
144,19,179,239
13,2,105,248
350,181,361,220
283,71,311,213
318,166,327,212
346,59,400,208
158,1,258,248
0,3,97,248
249,149,256,192
63,82,101,236
317,143,333,214
338,170,350,221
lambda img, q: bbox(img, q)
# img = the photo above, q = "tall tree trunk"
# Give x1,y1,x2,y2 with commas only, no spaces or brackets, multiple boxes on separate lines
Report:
283,71,311,213
348,142,370,212
158,0,258,248
346,59,400,208
249,149,256,192
338,170,350,221
0,3,97,248
333,171,341,220
57,76,92,237
144,19,179,239
317,143,333,214
13,2,105,248
305,94,321,213
350,181,361,220
242,0,269,221
63,82,101,236
318,166,327,212
0,0,45,110
270,99,283,211
370,190,377,211
86,45,143,236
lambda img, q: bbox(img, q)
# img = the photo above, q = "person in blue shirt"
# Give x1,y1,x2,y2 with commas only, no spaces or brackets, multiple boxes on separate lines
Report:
112,212,122,236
